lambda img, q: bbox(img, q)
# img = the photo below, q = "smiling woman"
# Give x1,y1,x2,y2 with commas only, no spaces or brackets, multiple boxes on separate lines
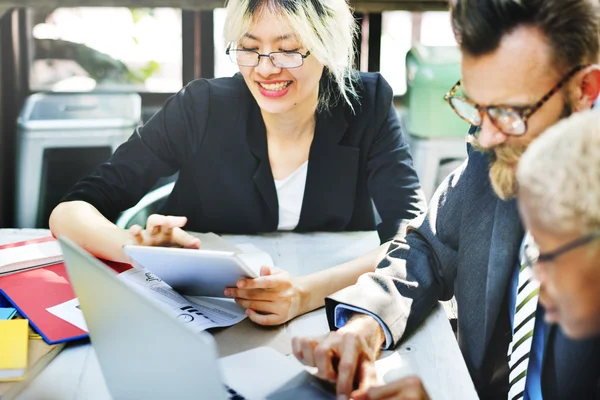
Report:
49,0,425,327
224,0,357,112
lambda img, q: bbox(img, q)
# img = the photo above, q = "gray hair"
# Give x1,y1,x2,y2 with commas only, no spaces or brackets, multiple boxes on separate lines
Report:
223,0,359,112
517,110,600,234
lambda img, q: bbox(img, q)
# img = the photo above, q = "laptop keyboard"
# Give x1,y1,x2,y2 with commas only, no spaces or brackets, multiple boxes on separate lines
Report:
225,384,246,400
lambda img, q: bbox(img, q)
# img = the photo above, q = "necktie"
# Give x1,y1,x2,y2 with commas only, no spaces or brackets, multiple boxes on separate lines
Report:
507,233,540,400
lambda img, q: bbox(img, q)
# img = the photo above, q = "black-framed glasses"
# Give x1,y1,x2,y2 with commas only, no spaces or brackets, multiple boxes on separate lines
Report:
522,228,600,269
226,48,311,69
444,64,588,136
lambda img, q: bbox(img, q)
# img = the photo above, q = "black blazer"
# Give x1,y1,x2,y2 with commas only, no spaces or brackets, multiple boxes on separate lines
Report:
63,72,425,242
326,144,600,398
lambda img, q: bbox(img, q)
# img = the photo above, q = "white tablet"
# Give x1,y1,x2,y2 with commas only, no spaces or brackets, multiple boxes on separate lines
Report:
122,245,260,297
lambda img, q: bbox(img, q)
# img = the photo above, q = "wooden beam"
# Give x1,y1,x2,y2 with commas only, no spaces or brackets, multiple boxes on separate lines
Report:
352,1,449,12
0,9,28,227
367,13,382,72
0,0,449,12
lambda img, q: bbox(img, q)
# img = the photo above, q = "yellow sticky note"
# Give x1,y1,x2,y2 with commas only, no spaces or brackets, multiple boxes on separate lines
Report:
0,319,28,381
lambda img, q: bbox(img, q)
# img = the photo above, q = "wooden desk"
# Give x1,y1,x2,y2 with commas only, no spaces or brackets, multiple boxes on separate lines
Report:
0,229,478,400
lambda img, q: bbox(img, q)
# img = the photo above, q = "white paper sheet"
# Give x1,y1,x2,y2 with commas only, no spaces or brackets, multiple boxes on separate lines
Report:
46,297,89,332
118,268,247,332
0,241,62,272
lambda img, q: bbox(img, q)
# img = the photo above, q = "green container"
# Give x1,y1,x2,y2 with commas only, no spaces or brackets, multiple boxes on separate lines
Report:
404,45,469,138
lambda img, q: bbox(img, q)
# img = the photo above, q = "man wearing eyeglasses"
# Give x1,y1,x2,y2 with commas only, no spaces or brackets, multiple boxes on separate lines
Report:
292,1,600,399
517,110,600,343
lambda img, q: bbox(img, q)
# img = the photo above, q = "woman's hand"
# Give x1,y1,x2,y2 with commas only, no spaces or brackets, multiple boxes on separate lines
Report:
224,266,306,326
351,377,430,400
128,214,201,249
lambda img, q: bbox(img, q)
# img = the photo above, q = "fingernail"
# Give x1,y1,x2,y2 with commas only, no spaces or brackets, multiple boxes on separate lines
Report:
338,396,348,400
224,289,231,297
237,281,245,288
245,309,251,316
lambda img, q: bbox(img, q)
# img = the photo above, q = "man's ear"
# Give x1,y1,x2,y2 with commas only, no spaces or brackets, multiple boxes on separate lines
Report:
572,65,600,112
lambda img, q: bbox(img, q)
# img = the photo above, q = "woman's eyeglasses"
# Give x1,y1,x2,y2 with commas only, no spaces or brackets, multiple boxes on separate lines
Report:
226,48,311,69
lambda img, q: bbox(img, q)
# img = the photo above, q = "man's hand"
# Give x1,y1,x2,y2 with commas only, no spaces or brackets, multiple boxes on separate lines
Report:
351,377,430,400
224,266,305,325
128,214,201,249
292,314,386,399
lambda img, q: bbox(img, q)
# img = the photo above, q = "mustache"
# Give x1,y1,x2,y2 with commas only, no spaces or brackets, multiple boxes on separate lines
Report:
471,139,527,165
471,138,526,200
494,144,526,164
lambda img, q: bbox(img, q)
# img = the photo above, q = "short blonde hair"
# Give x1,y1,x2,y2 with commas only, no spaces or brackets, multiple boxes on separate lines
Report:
223,0,359,111
517,110,600,234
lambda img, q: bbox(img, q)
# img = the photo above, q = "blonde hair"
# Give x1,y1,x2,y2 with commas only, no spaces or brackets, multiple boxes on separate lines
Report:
517,109,600,234
223,0,359,111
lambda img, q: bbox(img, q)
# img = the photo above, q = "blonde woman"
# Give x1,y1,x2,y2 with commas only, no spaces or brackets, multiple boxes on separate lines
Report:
50,0,425,325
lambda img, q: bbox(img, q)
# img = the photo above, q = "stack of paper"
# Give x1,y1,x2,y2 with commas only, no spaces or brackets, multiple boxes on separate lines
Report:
0,237,62,276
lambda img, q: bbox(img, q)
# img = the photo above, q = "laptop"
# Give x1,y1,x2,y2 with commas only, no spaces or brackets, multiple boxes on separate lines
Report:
58,236,335,400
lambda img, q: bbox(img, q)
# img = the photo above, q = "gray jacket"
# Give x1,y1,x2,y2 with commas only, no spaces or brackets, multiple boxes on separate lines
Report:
325,145,600,399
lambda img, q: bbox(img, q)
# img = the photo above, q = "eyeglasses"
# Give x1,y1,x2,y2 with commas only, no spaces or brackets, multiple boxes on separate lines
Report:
226,48,311,69
522,228,600,270
444,64,588,136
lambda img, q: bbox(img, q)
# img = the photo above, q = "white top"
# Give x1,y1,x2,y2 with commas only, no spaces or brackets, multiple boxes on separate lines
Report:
274,161,308,231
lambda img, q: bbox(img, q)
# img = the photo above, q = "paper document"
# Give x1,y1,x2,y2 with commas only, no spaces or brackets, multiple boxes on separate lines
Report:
46,267,247,334
46,298,88,332
119,268,247,332
0,241,62,274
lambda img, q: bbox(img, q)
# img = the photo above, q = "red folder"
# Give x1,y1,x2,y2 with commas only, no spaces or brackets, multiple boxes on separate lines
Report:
0,263,87,344
0,238,133,344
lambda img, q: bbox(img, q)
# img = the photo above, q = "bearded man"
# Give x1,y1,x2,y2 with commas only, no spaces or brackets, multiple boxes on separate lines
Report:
292,1,600,399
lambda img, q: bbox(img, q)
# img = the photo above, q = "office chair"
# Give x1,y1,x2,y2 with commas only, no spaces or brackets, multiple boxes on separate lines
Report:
115,182,175,229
